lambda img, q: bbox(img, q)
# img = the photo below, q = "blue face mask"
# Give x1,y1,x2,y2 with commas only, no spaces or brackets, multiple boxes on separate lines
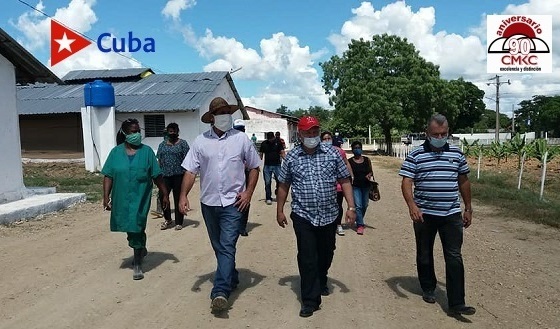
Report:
125,132,142,146
429,136,447,149
352,148,362,156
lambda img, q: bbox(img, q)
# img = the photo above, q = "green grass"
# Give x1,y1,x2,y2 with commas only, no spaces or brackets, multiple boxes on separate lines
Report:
23,163,104,202
471,172,560,228
372,155,560,228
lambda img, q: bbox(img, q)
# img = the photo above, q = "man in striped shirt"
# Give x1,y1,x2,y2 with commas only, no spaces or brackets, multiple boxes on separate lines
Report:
399,113,476,316
276,116,356,318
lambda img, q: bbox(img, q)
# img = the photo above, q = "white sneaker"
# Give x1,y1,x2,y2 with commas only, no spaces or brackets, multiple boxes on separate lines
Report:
266,199,272,205
336,225,345,236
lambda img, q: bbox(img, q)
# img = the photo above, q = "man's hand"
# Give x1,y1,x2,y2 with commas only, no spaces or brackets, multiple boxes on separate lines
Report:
178,195,190,215
463,210,473,228
277,212,288,228
408,204,424,223
345,209,356,225
234,190,252,212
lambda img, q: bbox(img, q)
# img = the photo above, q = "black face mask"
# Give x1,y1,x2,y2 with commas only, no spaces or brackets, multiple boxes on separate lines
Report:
168,133,179,141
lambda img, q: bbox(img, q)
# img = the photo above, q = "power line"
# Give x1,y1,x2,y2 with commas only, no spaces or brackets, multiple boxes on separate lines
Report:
16,0,166,73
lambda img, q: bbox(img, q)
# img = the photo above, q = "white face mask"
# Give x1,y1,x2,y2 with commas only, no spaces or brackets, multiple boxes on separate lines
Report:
303,136,321,149
213,114,233,132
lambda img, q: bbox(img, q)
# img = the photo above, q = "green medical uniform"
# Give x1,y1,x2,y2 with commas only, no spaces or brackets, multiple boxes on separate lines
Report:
102,144,161,247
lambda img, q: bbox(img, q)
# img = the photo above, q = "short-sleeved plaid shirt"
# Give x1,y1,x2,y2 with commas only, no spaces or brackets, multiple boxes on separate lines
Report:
278,143,351,226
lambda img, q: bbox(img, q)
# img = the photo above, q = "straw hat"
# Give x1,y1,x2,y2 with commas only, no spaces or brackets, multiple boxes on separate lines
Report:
201,97,239,123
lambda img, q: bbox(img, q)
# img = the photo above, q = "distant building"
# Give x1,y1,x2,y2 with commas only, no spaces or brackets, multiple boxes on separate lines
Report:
243,106,298,149
17,69,249,153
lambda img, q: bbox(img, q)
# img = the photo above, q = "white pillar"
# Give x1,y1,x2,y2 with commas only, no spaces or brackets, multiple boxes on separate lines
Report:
81,106,116,172
0,55,28,204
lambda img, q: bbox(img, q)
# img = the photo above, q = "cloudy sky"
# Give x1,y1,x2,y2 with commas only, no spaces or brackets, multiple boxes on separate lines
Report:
1,0,559,117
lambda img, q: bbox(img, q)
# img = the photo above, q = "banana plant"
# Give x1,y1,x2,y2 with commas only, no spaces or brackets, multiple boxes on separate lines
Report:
461,138,479,157
489,141,507,167
508,134,527,169
531,139,558,164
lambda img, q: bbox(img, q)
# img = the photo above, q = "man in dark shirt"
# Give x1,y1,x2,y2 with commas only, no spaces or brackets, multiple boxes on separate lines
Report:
275,131,286,149
259,131,285,204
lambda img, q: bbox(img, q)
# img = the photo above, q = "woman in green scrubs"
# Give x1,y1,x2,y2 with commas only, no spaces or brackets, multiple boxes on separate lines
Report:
102,119,169,280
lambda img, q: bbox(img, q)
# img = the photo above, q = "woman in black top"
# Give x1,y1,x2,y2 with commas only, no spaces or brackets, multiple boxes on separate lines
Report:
348,141,374,235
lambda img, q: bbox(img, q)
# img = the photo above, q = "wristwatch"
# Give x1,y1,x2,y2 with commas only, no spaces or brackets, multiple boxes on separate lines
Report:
347,207,356,211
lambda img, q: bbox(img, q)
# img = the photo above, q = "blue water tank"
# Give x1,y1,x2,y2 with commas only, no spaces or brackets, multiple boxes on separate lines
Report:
84,80,115,107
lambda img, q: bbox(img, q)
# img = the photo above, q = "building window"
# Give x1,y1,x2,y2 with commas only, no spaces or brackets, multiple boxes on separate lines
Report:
144,114,165,137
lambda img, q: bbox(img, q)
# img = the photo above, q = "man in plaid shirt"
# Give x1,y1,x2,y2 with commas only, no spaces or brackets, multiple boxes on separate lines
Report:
276,116,356,318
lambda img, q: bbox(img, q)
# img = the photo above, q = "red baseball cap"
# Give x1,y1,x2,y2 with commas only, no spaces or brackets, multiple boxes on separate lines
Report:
298,116,320,131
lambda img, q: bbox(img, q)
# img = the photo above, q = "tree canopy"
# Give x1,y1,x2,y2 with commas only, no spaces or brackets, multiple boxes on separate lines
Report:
516,95,560,137
320,34,443,151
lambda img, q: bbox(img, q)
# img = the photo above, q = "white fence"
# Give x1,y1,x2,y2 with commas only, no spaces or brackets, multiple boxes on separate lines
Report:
345,134,559,161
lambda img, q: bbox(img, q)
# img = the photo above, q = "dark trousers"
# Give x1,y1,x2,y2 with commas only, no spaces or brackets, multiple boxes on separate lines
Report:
159,174,184,225
413,212,465,307
335,191,344,226
127,231,146,249
291,212,337,308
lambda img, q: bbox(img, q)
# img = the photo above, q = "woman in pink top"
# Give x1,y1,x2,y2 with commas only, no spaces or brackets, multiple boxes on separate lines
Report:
321,131,354,236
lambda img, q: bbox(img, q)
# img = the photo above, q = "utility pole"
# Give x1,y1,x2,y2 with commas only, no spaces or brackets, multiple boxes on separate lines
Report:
487,75,511,142
511,104,515,135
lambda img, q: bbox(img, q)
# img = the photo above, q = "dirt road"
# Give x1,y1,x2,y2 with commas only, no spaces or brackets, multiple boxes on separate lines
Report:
1,159,559,329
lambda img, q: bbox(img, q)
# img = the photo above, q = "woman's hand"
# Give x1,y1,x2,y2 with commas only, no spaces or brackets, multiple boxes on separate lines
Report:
103,196,111,211
161,194,170,211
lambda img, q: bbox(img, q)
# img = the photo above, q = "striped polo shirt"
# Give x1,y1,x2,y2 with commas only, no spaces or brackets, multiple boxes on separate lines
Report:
399,140,470,216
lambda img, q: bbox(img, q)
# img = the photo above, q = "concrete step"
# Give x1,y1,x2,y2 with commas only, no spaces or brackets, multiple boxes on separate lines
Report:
0,193,86,225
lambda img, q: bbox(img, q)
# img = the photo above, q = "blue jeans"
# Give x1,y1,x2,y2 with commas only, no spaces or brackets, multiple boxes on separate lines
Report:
200,203,241,299
414,213,465,307
263,165,281,201
352,186,370,227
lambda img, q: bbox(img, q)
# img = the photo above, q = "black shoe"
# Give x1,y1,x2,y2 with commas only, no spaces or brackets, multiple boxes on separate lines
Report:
422,290,436,304
211,295,229,313
299,305,319,318
132,248,144,280
240,230,248,237
449,305,476,316
321,286,330,296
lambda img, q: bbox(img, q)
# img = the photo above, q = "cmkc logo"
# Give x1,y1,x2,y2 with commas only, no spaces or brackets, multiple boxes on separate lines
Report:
487,15,551,74
50,20,155,66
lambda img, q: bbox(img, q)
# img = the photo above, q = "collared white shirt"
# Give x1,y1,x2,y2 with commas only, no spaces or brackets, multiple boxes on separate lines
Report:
182,128,260,207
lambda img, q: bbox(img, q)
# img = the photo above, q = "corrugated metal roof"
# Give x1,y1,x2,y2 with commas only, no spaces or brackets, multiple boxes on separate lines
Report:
17,71,231,115
61,68,153,82
0,28,62,84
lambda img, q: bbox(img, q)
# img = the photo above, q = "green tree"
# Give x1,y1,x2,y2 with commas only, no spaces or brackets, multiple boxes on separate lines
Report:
275,104,290,115
516,95,560,137
320,34,441,153
471,109,510,132
453,78,486,131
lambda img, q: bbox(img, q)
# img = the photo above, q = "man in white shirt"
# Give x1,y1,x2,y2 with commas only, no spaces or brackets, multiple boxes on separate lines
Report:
179,97,260,313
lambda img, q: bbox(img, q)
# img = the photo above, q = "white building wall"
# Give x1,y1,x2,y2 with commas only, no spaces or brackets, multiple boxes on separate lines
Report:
0,54,26,204
244,115,288,142
82,78,243,162
115,80,243,154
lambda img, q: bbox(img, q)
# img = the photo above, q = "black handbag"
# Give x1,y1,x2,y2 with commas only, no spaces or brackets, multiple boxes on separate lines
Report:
369,181,380,201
